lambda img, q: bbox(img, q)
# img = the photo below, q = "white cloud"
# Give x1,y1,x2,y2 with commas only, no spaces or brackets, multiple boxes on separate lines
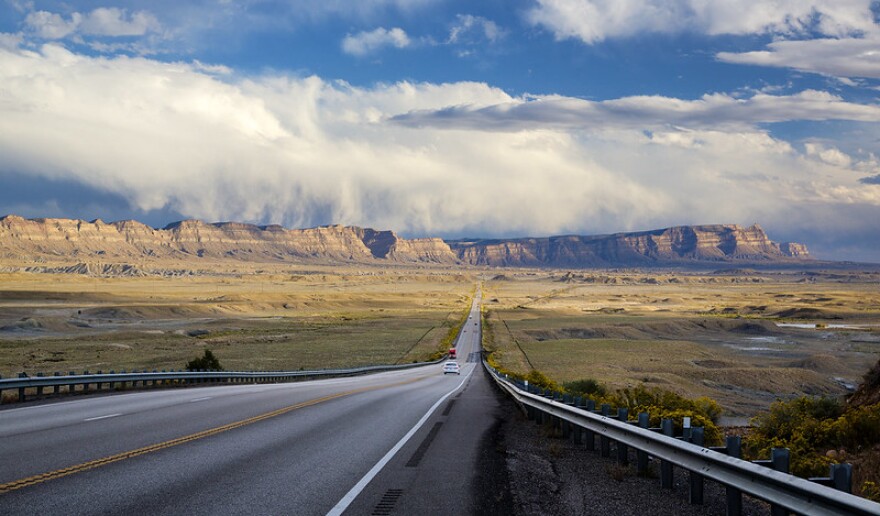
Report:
342,27,410,56
25,11,82,39
448,14,503,44
257,0,439,21
0,45,878,258
391,90,880,131
24,7,161,40
79,8,160,37
527,0,877,44
718,34,880,80
0,33,24,50
805,143,854,168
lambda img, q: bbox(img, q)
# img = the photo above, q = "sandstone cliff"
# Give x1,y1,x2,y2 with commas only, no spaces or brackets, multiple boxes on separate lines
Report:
0,215,459,265
448,224,810,267
0,216,810,269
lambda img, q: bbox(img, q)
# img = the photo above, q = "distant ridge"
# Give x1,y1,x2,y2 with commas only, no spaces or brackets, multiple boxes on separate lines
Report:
447,224,810,267
0,215,810,269
0,215,457,265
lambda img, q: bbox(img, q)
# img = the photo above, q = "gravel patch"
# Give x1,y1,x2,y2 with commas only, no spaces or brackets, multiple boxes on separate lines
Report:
493,394,770,515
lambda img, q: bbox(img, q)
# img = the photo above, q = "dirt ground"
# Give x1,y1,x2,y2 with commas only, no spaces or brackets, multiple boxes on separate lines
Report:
481,269,880,416
0,264,475,379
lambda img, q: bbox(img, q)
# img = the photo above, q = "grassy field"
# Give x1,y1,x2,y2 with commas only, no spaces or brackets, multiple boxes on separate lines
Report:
0,264,474,378
482,270,880,415
4,263,880,417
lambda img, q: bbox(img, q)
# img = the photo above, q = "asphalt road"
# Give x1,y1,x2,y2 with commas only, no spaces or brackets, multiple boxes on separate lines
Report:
0,294,497,515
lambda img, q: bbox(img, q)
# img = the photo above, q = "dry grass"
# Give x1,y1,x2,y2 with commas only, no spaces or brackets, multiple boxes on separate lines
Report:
0,264,474,377
5,264,880,419
482,270,880,416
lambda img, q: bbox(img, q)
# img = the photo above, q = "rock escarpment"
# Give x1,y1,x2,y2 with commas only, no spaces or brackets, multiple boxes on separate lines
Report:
0,215,459,264
448,224,810,267
0,216,810,269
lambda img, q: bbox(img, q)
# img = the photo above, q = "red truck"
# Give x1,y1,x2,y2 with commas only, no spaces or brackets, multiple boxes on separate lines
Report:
449,348,456,359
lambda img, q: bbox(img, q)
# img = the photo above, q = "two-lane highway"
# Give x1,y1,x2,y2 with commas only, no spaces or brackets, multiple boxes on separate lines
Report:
0,293,493,515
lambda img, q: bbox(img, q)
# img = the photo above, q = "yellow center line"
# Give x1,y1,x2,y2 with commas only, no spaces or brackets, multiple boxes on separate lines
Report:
0,375,428,495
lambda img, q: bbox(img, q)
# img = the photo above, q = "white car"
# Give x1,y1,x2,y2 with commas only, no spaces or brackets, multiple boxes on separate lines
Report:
443,361,461,375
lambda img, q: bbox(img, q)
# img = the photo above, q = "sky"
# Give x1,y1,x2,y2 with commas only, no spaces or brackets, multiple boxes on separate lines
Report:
1,1,879,261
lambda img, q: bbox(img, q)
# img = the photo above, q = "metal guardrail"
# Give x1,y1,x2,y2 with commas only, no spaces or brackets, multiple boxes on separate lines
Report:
484,362,880,516
0,357,448,403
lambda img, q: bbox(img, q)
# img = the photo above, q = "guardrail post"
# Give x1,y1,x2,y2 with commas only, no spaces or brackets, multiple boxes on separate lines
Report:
53,372,61,394
809,463,855,495
83,371,90,393
660,418,674,489
69,371,75,393
599,404,611,457
600,433,610,457
96,370,103,391
637,412,650,474
18,372,27,402
535,399,544,425
36,372,44,396
617,408,629,464
573,398,583,445
831,464,852,494
767,448,791,516
562,394,573,439
689,427,705,504
583,400,596,450
725,436,743,516
550,392,561,433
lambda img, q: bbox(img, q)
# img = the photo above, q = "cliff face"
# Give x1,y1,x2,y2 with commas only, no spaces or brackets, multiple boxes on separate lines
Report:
448,224,811,267
0,215,459,265
0,216,810,268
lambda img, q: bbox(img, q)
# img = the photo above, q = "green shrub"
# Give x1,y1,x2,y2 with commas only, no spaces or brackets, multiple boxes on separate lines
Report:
863,481,880,503
834,403,880,449
745,397,880,478
604,385,723,445
748,396,843,445
525,369,561,391
186,349,223,371
563,378,607,398
607,385,722,424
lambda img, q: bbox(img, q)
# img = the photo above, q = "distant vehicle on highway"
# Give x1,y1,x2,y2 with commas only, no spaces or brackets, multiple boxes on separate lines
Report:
443,361,461,375
449,347,456,358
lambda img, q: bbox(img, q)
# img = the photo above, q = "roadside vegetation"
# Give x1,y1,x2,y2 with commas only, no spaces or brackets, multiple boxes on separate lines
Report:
745,359,880,501
481,274,880,489
480,272,880,416
186,349,223,371
427,302,473,361
485,308,723,443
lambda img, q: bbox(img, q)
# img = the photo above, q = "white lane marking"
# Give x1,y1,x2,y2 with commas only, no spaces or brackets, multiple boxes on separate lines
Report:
83,413,122,422
189,396,213,402
326,366,474,516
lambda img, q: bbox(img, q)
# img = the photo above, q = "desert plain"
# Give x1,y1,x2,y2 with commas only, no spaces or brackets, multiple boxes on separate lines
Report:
2,263,879,418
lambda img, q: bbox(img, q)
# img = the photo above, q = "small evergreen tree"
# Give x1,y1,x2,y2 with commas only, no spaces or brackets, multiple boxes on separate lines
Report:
186,349,223,371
